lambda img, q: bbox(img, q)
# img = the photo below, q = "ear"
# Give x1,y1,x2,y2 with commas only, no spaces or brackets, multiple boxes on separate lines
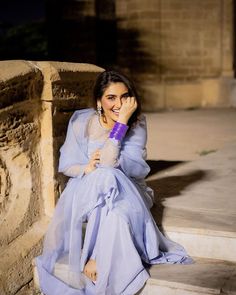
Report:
97,100,102,108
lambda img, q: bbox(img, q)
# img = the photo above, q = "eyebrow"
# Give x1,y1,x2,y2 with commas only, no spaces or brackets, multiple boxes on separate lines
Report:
105,92,129,97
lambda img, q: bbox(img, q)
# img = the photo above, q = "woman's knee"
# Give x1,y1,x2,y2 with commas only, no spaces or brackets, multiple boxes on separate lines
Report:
93,166,118,179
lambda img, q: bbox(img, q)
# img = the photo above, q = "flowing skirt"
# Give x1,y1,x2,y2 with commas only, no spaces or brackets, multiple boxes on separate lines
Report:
36,167,192,295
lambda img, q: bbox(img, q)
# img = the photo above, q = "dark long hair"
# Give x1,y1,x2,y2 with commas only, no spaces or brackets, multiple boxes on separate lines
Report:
93,70,141,128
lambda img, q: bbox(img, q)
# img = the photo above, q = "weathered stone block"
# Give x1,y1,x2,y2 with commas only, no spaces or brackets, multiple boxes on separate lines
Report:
0,60,104,295
0,61,43,109
0,103,42,250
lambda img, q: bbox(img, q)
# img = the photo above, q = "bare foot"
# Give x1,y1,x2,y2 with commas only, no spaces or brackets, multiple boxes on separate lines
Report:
83,259,97,282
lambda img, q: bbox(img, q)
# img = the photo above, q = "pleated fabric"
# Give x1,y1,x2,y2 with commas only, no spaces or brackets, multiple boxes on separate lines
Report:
36,109,192,295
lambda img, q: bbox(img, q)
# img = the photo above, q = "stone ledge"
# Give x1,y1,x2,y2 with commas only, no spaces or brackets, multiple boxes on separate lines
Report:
148,139,236,262
0,60,43,109
146,258,236,295
36,61,104,101
165,229,236,262
0,60,39,82
37,61,103,75
33,258,236,295
0,60,104,109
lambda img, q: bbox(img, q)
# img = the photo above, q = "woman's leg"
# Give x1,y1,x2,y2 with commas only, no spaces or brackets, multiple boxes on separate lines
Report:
81,203,108,282
95,210,149,295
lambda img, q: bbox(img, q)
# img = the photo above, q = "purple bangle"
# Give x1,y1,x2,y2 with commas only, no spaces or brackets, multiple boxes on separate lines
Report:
109,122,128,141
109,122,119,137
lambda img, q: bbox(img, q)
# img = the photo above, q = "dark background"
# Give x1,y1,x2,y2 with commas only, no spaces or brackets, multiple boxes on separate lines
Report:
0,0,235,77
0,0,117,69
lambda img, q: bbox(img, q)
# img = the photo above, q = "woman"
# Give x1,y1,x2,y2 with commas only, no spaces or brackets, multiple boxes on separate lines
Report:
36,70,192,295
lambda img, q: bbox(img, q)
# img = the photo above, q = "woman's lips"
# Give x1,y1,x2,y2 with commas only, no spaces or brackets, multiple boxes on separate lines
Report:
112,110,120,116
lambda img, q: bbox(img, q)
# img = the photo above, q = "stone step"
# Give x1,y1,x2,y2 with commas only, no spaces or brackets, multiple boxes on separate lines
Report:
148,142,236,262
33,258,236,295
153,206,236,262
140,258,236,295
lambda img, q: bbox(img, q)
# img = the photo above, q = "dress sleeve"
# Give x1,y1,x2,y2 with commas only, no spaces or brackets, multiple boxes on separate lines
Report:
58,112,89,179
118,115,151,179
99,138,121,167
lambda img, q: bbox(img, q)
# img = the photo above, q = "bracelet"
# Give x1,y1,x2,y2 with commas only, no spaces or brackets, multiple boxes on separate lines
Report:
109,122,128,141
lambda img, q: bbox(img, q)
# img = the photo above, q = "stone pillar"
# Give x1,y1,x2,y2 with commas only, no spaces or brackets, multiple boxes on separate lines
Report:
221,0,234,77
37,61,104,216
0,60,46,295
0,60,103,294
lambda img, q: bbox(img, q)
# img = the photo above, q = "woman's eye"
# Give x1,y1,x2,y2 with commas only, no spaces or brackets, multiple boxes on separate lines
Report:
107,96,116,100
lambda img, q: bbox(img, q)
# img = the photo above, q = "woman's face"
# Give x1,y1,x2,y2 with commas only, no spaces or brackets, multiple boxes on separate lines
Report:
98,82,130,123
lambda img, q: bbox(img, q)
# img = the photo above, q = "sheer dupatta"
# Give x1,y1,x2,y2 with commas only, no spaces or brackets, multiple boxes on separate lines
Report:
38,108,154,290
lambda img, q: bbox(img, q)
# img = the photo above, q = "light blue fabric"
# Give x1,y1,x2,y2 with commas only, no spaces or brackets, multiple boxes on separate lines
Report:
36,108,192,295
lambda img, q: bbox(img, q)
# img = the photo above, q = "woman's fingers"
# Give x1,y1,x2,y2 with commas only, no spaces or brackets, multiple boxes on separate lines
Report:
92,159,100,166
91,150,100,161
124,96,137,108
91,272,97,281
93,149,100,157
125,97,137,113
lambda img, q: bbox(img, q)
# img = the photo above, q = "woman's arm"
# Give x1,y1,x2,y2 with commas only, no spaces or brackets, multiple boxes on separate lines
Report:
118,115,150,179
99,138,120,167
58,110,92,178
99,115,150,179
99,96,137,167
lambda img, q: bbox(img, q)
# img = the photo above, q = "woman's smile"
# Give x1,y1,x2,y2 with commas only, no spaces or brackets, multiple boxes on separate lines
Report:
98,82,129,126
111,109,120,116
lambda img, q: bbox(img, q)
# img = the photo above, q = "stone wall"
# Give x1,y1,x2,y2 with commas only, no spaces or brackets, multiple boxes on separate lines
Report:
0,60,103,295
116,0,235,109
43,0,235,110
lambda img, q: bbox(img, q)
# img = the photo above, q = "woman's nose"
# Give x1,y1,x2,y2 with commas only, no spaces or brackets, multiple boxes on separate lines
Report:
115,98,122,108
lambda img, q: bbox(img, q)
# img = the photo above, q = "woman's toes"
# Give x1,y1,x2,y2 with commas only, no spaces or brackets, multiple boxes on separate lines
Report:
92,272,97,281
83,259,97,281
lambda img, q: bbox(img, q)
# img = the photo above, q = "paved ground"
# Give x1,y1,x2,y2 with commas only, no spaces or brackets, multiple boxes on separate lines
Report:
141,108,236,294
145,108,236,251
145,108,236,161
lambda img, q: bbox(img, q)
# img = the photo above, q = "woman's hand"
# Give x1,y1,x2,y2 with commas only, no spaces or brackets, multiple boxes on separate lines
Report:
118,96,137,125
84,149,100,175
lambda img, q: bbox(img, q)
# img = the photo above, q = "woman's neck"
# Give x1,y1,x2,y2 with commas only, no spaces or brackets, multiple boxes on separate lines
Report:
100,115,115,130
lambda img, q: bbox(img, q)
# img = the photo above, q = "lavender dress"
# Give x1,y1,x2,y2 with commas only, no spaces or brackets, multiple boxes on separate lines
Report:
36,108,191,295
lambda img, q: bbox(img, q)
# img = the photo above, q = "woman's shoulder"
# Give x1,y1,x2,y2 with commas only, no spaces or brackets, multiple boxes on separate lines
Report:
70,108,95,123
131,113,146,131
139,113,146,124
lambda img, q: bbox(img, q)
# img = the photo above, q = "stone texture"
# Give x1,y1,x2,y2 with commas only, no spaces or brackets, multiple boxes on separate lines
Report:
138,108,236,294
148,143,236,261
0,103,42,250
0,60,104,295
36,61,104,213
0,60,43,109
146,109,236,261
116,0,235,110
146,258,236,295
146,109,236,161
0,218,48,295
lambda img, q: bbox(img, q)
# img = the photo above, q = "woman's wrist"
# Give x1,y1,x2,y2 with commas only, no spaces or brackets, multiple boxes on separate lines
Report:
117,114,129,125
109,121,128,141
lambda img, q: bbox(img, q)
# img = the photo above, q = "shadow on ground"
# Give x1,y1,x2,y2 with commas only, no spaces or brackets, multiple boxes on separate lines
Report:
146,160,185,177
146,160,208,227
